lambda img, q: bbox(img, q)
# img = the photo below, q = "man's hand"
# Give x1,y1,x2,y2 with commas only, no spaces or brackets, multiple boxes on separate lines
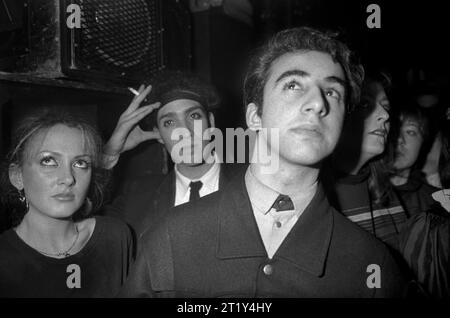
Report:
103,84,161,169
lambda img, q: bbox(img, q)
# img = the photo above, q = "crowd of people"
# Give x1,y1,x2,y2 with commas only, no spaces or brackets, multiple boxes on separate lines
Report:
0,26,449,298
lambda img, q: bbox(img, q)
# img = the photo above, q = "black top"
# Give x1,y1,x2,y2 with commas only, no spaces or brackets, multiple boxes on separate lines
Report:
0,216,134,298
393,170,439,217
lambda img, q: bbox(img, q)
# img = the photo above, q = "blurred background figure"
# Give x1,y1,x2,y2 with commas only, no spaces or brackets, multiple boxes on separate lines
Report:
389,106,438,216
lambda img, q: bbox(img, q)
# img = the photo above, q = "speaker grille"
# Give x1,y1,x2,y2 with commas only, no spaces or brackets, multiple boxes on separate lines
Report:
71,0,162,82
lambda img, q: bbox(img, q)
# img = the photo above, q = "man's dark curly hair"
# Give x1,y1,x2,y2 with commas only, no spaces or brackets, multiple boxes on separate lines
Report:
243,27,365,116
0,108,110,226
139,70,221,131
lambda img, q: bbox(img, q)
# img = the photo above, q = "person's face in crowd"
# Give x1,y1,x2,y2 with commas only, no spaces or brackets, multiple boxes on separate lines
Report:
157,99,214,166
9,124,92,219
393,116,424,172
247,50,346,167
360,82,390,158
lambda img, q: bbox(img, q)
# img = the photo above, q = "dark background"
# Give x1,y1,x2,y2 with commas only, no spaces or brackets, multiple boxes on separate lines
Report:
0,0,448,197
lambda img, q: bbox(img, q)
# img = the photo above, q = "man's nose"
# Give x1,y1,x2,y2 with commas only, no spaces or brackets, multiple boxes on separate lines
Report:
301,86,327,116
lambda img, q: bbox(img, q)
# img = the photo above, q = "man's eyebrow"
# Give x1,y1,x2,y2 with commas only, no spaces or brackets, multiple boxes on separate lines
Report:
158,105,204,121
324,76,346,89
274,69,310,85
274,70,346,90
158,112,176,122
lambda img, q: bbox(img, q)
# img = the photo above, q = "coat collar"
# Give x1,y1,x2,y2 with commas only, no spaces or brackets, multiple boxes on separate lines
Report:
216,166,333,277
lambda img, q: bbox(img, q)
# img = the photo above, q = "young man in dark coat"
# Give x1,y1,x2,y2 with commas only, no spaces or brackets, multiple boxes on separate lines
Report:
120,27,410,297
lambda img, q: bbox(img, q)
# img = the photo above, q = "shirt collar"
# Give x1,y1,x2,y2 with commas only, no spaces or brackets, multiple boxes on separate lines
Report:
245,166,317,216
174,155,220,197
245,167,280,214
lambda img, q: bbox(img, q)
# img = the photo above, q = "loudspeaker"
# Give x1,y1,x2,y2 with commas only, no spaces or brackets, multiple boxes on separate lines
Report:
0,0,28,68
1,0,192,85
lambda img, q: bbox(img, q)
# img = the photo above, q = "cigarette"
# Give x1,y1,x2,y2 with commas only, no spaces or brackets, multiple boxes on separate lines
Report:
128,87,140,96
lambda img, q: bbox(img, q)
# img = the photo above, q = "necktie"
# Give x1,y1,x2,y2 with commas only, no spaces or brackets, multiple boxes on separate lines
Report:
271,194,294,211
189,181,203,202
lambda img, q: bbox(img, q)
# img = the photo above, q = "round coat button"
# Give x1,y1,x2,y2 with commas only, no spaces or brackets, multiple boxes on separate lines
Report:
263,264,273,275
275,221,282,228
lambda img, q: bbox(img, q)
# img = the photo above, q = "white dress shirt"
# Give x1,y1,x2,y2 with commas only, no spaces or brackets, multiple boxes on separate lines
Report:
174,161,221,206
245,167,316,258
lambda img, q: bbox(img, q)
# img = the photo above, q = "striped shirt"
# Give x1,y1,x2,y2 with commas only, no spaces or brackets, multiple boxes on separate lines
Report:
335,171,407,250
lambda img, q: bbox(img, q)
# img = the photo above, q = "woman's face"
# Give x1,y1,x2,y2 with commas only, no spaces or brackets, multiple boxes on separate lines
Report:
360,83,391,158
10,124,92,220
393,116,424,172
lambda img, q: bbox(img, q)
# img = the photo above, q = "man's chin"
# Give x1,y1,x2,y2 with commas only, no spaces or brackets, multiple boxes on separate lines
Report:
284,150,328,167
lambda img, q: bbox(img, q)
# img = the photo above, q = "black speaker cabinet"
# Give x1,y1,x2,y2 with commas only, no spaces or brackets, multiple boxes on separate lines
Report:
1,0,192,85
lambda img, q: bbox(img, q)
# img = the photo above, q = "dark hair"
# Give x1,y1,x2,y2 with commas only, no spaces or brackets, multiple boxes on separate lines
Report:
440,128,450,188
140,70,221,131
243,27,365,116
363,73,393,206
399,107,430,141
360,71,392,111
0,108,110,226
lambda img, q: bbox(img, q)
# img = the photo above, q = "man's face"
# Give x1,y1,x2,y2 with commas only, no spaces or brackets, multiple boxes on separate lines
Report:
156,99,211,165
256,51,346,167
393,116,424,172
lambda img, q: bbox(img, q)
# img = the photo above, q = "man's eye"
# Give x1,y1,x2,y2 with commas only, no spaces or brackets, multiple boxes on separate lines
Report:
163,120,174,128
40,156,57,166
325,89,341,100
190,112,202,120
284,81,301,91
74,160,90,169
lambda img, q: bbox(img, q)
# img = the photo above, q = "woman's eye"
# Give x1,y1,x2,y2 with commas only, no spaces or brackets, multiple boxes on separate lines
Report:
381,103,391,112
74,160,90,169
40,157,57,166
163,120,174,128
406,130,417,137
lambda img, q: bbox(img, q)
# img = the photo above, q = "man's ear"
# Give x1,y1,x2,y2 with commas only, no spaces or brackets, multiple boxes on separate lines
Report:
208,112,215,128
8,163,23,191
246,103,262,131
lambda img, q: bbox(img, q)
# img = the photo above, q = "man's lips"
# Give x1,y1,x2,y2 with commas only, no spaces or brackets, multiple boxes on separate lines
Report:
290,124,323,137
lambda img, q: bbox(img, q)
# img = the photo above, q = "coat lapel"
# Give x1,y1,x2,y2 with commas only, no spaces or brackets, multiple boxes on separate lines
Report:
216,167,267,259
274,185,333,277
155,170,176,212
216,169,333,277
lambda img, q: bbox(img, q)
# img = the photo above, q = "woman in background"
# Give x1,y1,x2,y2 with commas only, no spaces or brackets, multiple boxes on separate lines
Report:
390,107,450,298
325,71,408,250
390,105,438,216
0,109,134,297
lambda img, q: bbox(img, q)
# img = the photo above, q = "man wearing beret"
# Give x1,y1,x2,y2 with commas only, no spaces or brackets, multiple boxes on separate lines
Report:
103,71,243,237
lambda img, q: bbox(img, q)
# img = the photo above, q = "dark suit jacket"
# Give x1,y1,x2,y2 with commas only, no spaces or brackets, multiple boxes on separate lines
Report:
103,163,246,238
120,167,409,297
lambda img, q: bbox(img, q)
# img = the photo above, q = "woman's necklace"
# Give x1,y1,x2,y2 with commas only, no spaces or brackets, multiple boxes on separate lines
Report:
35,225,80,258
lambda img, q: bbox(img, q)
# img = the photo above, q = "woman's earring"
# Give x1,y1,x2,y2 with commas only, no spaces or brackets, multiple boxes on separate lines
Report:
18,189,29,212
